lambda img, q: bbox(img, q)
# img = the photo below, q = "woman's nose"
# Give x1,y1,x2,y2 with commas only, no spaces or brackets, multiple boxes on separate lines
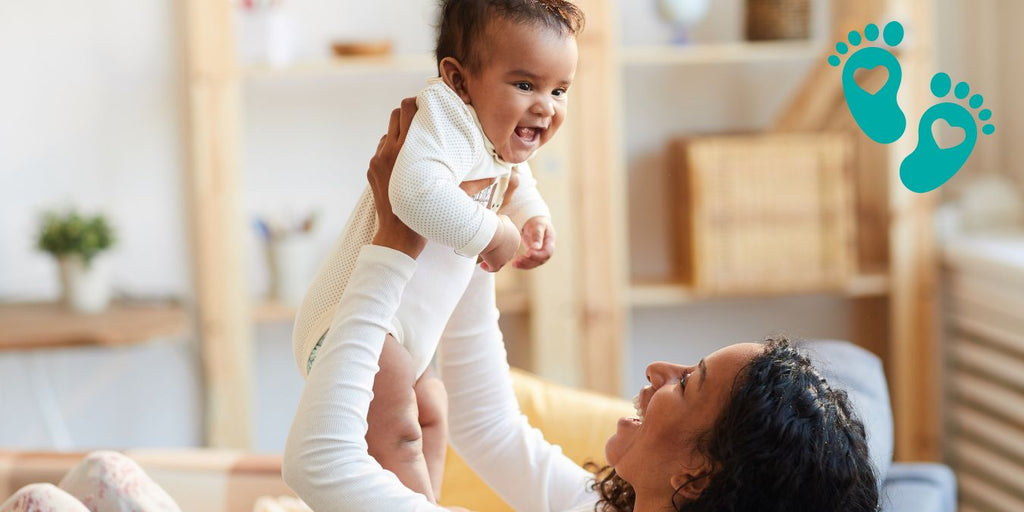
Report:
646,361,684,389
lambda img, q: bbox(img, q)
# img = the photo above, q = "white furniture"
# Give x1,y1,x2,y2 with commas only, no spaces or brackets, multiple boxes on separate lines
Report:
942,232,1024,511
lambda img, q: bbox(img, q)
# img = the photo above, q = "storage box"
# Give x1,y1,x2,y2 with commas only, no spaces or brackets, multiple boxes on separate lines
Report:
670,133,855,296
746,0,811,41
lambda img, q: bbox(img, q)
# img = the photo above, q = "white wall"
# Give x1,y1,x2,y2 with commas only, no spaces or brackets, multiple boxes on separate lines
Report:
0,0,440,302
0,0,187,300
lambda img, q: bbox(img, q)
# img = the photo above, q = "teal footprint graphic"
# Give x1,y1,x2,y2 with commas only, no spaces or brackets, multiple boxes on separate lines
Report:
828,21,907,144
900,72,996,193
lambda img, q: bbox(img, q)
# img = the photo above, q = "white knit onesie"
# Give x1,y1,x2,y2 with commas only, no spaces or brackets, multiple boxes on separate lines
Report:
292,78,551,379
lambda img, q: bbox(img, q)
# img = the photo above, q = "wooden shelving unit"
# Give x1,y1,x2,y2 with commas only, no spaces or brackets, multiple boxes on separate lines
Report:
252,287,529,325
242,53,435,79
612,0,940,462
620,40,823,66
0,302,189,351
182,0,939,459
629,273,891,308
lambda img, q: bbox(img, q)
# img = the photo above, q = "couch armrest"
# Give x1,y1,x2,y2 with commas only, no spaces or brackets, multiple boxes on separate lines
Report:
799,340,895,485
439,369,633,511
881,463,956,512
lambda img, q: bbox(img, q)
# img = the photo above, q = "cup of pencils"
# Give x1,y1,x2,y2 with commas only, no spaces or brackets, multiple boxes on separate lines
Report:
255,212,317,306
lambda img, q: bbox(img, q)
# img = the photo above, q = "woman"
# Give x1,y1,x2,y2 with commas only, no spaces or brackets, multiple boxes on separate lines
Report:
281,98,880,512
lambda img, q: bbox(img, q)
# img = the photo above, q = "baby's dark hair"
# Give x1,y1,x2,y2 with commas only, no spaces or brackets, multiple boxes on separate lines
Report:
436,0,585,72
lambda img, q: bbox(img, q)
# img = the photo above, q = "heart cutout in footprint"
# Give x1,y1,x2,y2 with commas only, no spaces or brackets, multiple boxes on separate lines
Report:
854,65,889,95
931,118,966,150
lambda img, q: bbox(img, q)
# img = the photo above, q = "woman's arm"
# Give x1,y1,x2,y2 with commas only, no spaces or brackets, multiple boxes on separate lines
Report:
282,100,448,512
437,272,597,512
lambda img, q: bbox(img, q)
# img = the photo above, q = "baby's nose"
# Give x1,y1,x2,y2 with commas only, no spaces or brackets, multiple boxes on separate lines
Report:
532,97,555,116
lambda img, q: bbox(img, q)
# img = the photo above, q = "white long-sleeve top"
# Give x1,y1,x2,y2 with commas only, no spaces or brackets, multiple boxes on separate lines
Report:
291,78,550,378
282,245,598,512
390,78,550,256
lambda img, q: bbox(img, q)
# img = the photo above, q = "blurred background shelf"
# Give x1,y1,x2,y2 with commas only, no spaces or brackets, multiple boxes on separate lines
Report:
620,40,823,66
252,287,529,325
242,53,435,79
629,273,890,307
0,302,190,350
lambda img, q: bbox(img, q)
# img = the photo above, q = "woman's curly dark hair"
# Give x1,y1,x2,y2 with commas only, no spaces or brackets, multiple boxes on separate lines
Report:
589,337,879,512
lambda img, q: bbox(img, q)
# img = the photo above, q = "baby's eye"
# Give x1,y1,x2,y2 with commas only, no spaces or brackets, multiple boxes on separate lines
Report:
552,88,567,97
514,82,533,91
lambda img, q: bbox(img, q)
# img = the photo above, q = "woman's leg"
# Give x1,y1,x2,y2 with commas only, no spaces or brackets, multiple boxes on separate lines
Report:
0,483,89,512
58,451,181,512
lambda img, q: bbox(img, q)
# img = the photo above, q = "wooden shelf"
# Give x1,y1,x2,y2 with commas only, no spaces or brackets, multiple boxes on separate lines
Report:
844,273,891,297
620,40,823,67
628,282,696,306
242,53,435,79
253,300,298,324
252,287,530,325
629,273,890,307
0,302,190,351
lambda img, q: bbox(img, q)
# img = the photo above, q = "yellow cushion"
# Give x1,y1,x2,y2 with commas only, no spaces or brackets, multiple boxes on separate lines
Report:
439,369,633,511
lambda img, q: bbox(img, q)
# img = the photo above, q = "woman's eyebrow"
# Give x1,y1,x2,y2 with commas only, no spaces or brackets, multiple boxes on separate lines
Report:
699,359,707,390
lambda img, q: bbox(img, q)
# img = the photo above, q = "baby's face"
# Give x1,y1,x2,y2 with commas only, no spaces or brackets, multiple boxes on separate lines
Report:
463,19,578,164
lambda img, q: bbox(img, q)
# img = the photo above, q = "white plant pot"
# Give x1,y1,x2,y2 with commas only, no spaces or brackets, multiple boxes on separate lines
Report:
237,5,295,67
266,236,313,306
58,255,111,313
658,0,710,43
658,0,709,25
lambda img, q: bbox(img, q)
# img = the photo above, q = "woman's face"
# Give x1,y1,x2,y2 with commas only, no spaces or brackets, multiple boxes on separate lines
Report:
605,343,763,494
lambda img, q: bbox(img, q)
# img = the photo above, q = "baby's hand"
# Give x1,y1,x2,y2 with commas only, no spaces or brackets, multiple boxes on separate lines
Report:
512,216,555,270
479,215,520,272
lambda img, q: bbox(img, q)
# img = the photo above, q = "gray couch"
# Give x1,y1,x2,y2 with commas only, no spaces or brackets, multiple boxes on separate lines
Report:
803,340,956,512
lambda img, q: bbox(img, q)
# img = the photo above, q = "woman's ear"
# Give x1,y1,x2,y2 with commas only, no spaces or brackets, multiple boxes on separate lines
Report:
670,471,711,501
439,57,472,104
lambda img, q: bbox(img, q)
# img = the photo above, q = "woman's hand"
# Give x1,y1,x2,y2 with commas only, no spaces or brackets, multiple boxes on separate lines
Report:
369,98,426,258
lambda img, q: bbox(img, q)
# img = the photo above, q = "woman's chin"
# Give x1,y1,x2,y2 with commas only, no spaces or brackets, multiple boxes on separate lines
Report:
604,439,619,466
605,417,641,465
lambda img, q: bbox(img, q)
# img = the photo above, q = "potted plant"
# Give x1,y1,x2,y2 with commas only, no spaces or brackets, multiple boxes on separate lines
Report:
37,210,116,313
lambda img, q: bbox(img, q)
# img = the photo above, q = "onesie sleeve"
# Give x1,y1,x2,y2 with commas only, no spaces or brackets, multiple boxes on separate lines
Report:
282,245,448,512
389,83,499,257
501,161,552,230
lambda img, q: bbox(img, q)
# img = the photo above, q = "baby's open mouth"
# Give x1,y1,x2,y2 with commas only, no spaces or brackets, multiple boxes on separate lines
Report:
515,126,541,141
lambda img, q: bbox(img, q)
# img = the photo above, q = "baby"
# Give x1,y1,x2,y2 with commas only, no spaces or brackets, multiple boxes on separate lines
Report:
291,0,583,503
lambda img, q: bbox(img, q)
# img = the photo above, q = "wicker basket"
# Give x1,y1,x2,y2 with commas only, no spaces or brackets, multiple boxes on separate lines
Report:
746,0,810,41
670,133,855,296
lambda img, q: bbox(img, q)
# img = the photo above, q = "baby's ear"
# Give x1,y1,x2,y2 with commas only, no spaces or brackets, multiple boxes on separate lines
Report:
439,57,471,103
